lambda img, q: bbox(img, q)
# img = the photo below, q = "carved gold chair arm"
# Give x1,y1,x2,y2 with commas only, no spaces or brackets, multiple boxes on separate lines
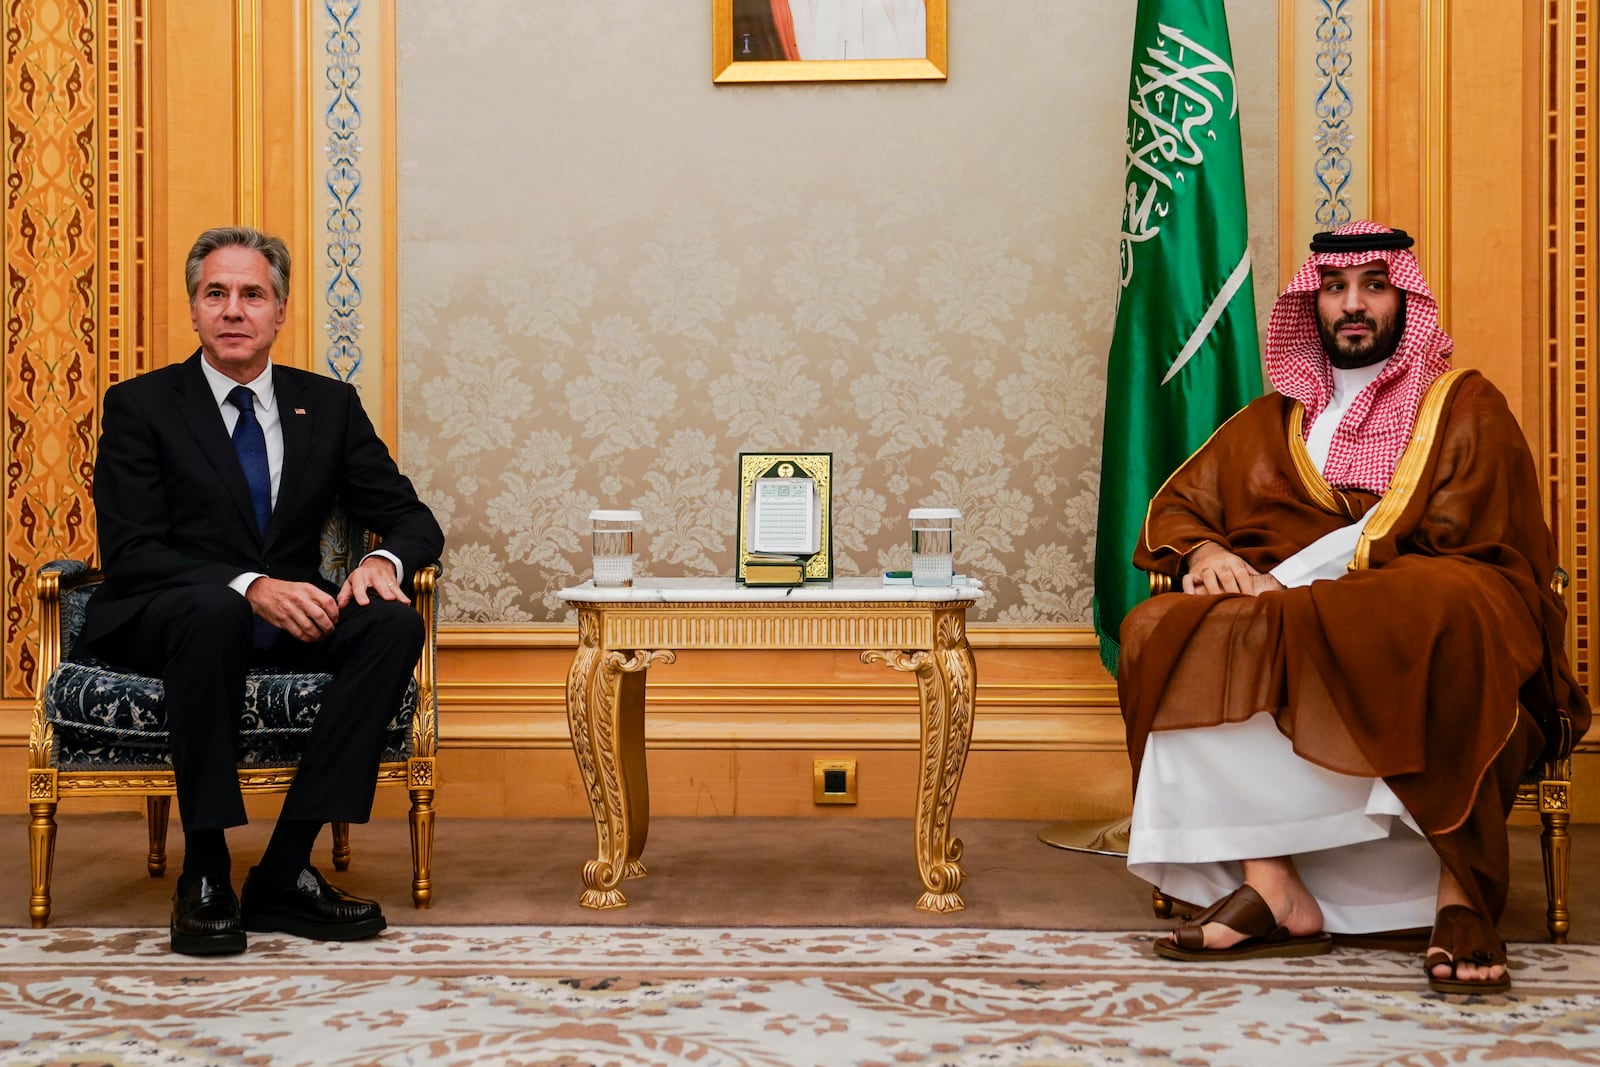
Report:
34,562,101,682
408,563,441,760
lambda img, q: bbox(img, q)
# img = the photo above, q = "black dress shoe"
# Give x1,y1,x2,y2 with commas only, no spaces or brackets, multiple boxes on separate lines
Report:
170,874,246,957
240,865,386,941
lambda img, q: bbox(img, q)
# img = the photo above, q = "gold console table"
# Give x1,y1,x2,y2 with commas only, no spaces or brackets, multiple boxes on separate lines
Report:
556,577,982,913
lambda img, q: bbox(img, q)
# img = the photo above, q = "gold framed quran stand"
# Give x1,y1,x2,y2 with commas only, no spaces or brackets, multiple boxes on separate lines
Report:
735,451,832,584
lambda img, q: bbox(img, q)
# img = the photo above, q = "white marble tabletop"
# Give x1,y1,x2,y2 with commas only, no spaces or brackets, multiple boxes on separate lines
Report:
557,576,985,604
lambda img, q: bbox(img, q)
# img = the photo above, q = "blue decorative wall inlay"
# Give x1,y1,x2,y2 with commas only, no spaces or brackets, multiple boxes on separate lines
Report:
1313,0,1354,227
324,0,364,385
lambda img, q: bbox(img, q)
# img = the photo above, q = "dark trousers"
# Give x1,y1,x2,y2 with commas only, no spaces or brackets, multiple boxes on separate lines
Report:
87,584,425,832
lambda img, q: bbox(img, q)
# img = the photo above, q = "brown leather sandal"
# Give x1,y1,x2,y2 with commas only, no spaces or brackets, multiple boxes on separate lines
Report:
1425,904,1511,995
1154,883,1333,961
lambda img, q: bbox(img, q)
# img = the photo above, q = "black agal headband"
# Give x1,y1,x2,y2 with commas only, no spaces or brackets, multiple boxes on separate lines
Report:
1309,228,1415,253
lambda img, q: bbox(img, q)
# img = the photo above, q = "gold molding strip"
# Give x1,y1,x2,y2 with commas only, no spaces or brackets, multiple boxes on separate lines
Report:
382,0,400,443
3,2,118,699
233,0,263,225
281,0,313,373
435,711,1128,753
1421,0,1451,322
437,624,1105,651
50,762,410,799
101,0,151,386
1277,0,1298,287
434,678,1119,709
1542,0,1593,694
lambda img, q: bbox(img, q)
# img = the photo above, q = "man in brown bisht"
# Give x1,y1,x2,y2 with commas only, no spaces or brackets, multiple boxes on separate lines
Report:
1118,219,1587,994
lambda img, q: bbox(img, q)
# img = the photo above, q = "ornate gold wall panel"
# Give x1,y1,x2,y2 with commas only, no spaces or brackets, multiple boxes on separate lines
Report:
2,1,148,700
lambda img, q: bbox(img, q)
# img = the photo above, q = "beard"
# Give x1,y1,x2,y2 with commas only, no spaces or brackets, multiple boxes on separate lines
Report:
1317,309,1403,369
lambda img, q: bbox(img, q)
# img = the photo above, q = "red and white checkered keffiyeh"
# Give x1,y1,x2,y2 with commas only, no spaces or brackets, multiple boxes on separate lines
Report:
1264,219,1454,494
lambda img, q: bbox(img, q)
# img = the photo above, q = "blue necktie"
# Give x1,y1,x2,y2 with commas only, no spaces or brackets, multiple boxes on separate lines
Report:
228,386,272,535
228,386,278,649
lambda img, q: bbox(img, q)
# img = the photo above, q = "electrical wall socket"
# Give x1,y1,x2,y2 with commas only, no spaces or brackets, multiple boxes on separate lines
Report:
812,759,858,804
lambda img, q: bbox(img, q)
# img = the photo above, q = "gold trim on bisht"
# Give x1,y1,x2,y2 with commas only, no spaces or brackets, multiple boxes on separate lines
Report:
1287,402,1351,517
1350,368,1469,571
1140,404,1258,559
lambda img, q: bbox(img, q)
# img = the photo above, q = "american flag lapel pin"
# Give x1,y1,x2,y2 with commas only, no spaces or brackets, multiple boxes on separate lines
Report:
294,407,307,415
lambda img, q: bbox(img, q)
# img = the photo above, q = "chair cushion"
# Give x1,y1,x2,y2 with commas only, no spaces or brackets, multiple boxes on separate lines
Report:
44,659,417,771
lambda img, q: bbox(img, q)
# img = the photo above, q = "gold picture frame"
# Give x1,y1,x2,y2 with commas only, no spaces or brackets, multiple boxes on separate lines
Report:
735,452,833,582
713,0,947,84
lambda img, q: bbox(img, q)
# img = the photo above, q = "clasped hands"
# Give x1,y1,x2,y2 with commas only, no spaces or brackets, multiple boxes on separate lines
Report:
244,557,409,641
1181,542,1285,597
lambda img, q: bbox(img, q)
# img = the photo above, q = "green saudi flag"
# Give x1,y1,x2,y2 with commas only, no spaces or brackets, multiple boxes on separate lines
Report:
1093,1,1264,676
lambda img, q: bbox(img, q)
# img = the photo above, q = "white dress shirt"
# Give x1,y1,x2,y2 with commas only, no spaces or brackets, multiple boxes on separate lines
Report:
1303,357,1390,472
197,358,401,597
1268,358,1391,587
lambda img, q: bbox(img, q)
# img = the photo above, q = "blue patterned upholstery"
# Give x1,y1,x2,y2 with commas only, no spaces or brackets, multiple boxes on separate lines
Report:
38,505,416,772
43,662,416,770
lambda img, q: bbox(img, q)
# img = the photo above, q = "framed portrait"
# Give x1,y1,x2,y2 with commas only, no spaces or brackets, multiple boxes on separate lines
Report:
735,452,833,583
713,0,947,84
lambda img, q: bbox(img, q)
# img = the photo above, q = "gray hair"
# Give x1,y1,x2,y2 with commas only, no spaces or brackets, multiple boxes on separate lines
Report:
184,226,291,304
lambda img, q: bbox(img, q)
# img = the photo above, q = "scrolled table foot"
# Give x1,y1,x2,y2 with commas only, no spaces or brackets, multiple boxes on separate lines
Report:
916,891,966,913
579,887,630,910
580,858,628,910
623,859,648,880
915,860,966,913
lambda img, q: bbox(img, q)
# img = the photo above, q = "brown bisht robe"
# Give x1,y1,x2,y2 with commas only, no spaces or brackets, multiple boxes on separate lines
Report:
1119,369,1588,923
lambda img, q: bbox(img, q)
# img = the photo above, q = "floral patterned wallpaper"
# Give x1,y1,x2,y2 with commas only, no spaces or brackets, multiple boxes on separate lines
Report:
396,3,1278,625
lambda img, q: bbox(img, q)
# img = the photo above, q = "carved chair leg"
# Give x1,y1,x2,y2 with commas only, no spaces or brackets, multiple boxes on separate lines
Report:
1152,887,1173,919
409,787,435,909
28,801,57,929
145,796,171,877
1541,806,1572,944
331,821,352,872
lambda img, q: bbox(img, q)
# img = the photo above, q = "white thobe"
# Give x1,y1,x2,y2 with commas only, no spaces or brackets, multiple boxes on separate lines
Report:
1126,359,1442,933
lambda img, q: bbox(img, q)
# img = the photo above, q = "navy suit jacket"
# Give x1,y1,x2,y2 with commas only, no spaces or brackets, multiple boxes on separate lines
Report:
85,350,444,645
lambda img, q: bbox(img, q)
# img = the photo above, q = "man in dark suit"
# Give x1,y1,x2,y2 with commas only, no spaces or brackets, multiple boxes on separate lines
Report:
84,226,444,956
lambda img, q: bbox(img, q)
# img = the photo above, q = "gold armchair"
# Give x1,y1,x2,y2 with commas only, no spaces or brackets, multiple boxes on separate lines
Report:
25,506,439,927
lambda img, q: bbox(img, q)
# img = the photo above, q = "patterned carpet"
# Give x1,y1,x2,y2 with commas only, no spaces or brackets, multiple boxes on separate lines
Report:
1,926,1597,1067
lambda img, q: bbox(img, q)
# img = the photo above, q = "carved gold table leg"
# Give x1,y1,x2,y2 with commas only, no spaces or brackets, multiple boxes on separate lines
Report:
864,607,975,913
617,666,652,880
567,607,674,910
